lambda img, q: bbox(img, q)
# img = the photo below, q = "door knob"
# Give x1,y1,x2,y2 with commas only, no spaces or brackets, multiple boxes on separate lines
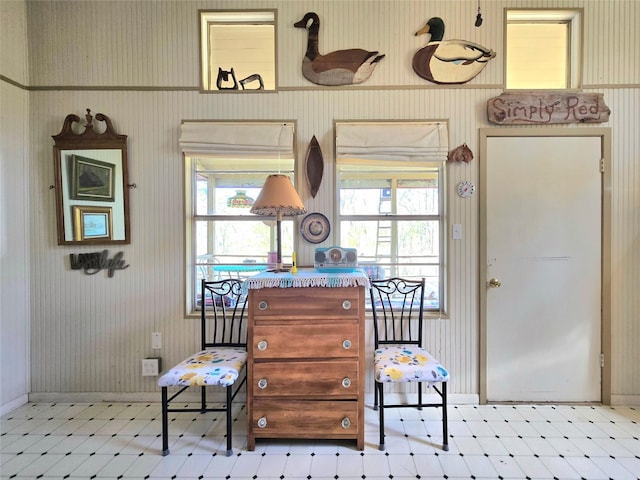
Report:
488,278,502,288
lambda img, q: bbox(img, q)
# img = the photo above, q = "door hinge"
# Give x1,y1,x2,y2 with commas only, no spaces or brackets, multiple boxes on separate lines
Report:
600,353,605,368
600,158,605,173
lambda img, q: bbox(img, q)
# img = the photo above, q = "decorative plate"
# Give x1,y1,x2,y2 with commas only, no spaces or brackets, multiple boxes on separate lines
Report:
300,212,330,244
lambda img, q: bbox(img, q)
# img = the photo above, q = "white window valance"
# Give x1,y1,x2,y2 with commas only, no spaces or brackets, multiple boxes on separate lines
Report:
179,121,295,158
336,122,448,163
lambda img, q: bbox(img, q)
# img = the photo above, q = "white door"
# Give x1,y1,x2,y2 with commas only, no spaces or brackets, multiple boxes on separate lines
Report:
485,135,602,402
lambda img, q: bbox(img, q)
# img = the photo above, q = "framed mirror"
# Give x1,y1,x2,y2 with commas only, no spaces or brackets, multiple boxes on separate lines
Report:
52,110,130,245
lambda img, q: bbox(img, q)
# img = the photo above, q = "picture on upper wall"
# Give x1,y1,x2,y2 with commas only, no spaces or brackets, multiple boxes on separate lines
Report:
294,12,385,86
413,17,496,84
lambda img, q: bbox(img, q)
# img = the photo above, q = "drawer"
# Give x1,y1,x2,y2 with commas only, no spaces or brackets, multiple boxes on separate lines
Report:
252,360,358,397
251,287,362,319
251,399,359,437
252,323,359,359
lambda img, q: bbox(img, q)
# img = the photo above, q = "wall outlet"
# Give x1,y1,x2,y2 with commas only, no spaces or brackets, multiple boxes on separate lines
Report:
151,332,162,350
142,357,161,376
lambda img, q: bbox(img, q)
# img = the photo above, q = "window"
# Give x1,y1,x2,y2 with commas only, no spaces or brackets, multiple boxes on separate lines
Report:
200,10,276,91
335,122,448,313
505,9,582,90
182,122,296,313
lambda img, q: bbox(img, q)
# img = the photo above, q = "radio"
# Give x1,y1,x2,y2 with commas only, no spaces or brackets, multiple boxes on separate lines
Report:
314,246,358,272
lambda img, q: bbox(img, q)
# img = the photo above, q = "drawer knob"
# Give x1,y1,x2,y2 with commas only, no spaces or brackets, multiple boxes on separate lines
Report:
341,417,351,429
342,377,351,388
258,300,268,310
257,340,268,351
342,300,352,310
257,378,268,389
342,339,352,349
257,416,268,428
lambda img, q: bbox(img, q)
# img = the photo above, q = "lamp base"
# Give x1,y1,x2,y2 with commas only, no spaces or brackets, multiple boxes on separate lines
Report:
266,267,291,273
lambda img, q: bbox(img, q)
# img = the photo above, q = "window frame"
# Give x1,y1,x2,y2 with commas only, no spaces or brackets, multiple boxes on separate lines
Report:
504,8,583,91
334,121,449,316
182,121,297,315
199,9,277,92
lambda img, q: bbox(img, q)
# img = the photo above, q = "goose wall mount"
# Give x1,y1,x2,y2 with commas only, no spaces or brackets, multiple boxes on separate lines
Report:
294,12,385,86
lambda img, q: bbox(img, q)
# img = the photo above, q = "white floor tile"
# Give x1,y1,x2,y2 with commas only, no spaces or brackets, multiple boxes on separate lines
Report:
438,452,472,477
590,455,639,480
309,453,338,476
512,454,554,479
1,402,638,479
564,455,609,479
488,454,526,478
462,454,499,477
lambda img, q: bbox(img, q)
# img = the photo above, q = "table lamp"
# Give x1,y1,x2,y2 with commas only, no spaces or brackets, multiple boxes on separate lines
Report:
250,174,306,272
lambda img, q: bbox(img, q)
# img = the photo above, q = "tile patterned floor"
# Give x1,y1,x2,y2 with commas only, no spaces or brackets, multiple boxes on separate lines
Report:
1,402,638,479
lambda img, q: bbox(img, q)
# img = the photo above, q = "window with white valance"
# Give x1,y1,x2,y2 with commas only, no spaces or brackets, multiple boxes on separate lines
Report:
335,121,448,314
180,121,294,159
182,121,298,314
336,121,448,163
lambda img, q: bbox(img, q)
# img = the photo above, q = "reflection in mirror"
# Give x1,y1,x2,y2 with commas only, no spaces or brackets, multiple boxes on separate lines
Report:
52,110,130,245
200,10,276,91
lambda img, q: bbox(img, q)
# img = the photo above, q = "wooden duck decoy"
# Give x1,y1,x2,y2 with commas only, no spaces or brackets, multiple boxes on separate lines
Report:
413,17,495,85
294,12,385,86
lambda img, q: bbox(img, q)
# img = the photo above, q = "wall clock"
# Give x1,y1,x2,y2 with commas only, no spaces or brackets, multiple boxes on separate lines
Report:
457,180,475,198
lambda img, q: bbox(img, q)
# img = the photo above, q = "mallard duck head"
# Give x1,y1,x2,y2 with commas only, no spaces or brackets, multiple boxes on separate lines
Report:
415,17,445,42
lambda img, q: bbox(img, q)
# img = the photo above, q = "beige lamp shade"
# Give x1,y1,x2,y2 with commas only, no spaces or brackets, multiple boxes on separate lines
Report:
250,174,306,217
250,174,306,272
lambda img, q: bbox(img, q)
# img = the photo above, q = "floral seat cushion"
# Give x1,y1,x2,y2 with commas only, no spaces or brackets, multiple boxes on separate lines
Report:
374,345,449,383
158,348,247,388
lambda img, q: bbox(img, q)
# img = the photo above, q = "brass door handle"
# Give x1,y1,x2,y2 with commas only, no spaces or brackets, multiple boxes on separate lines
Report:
488,278,502,288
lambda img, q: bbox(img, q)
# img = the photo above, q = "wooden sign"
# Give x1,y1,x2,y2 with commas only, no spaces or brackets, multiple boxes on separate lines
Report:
487,93,610,125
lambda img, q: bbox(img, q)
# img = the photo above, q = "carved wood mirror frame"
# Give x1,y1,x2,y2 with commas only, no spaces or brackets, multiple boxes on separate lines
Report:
52,110,131,245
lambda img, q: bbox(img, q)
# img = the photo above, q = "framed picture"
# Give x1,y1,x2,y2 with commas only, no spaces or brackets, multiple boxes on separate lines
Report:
70,154,116,201
73,206,113,241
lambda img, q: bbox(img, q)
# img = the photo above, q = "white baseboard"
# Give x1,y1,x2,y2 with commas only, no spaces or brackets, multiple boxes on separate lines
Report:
611,394,640,406
23,391,640,408
1,394,29,416
28,391,477,406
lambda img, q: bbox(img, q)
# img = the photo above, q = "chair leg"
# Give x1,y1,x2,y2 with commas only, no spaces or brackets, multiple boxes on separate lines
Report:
161,387,169,456
377,382,385,451
442,382,449,451
373,376,379,411
200,386,207,413
225,385,233,456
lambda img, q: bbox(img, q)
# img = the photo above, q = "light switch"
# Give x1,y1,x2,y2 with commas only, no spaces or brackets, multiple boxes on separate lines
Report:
452,224,462,240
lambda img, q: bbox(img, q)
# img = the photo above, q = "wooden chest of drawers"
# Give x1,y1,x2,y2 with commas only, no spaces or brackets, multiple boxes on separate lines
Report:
247,284,365,450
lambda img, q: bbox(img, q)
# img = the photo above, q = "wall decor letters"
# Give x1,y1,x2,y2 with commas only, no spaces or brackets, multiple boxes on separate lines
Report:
487,93,611,125
70,250,129,277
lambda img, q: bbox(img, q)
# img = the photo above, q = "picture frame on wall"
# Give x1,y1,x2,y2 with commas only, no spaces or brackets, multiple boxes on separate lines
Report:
73,206,113,241
70,154,116,201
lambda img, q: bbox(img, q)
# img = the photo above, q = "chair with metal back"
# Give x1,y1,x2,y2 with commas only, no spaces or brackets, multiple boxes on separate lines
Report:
369,277,449,451
158,278,247,456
